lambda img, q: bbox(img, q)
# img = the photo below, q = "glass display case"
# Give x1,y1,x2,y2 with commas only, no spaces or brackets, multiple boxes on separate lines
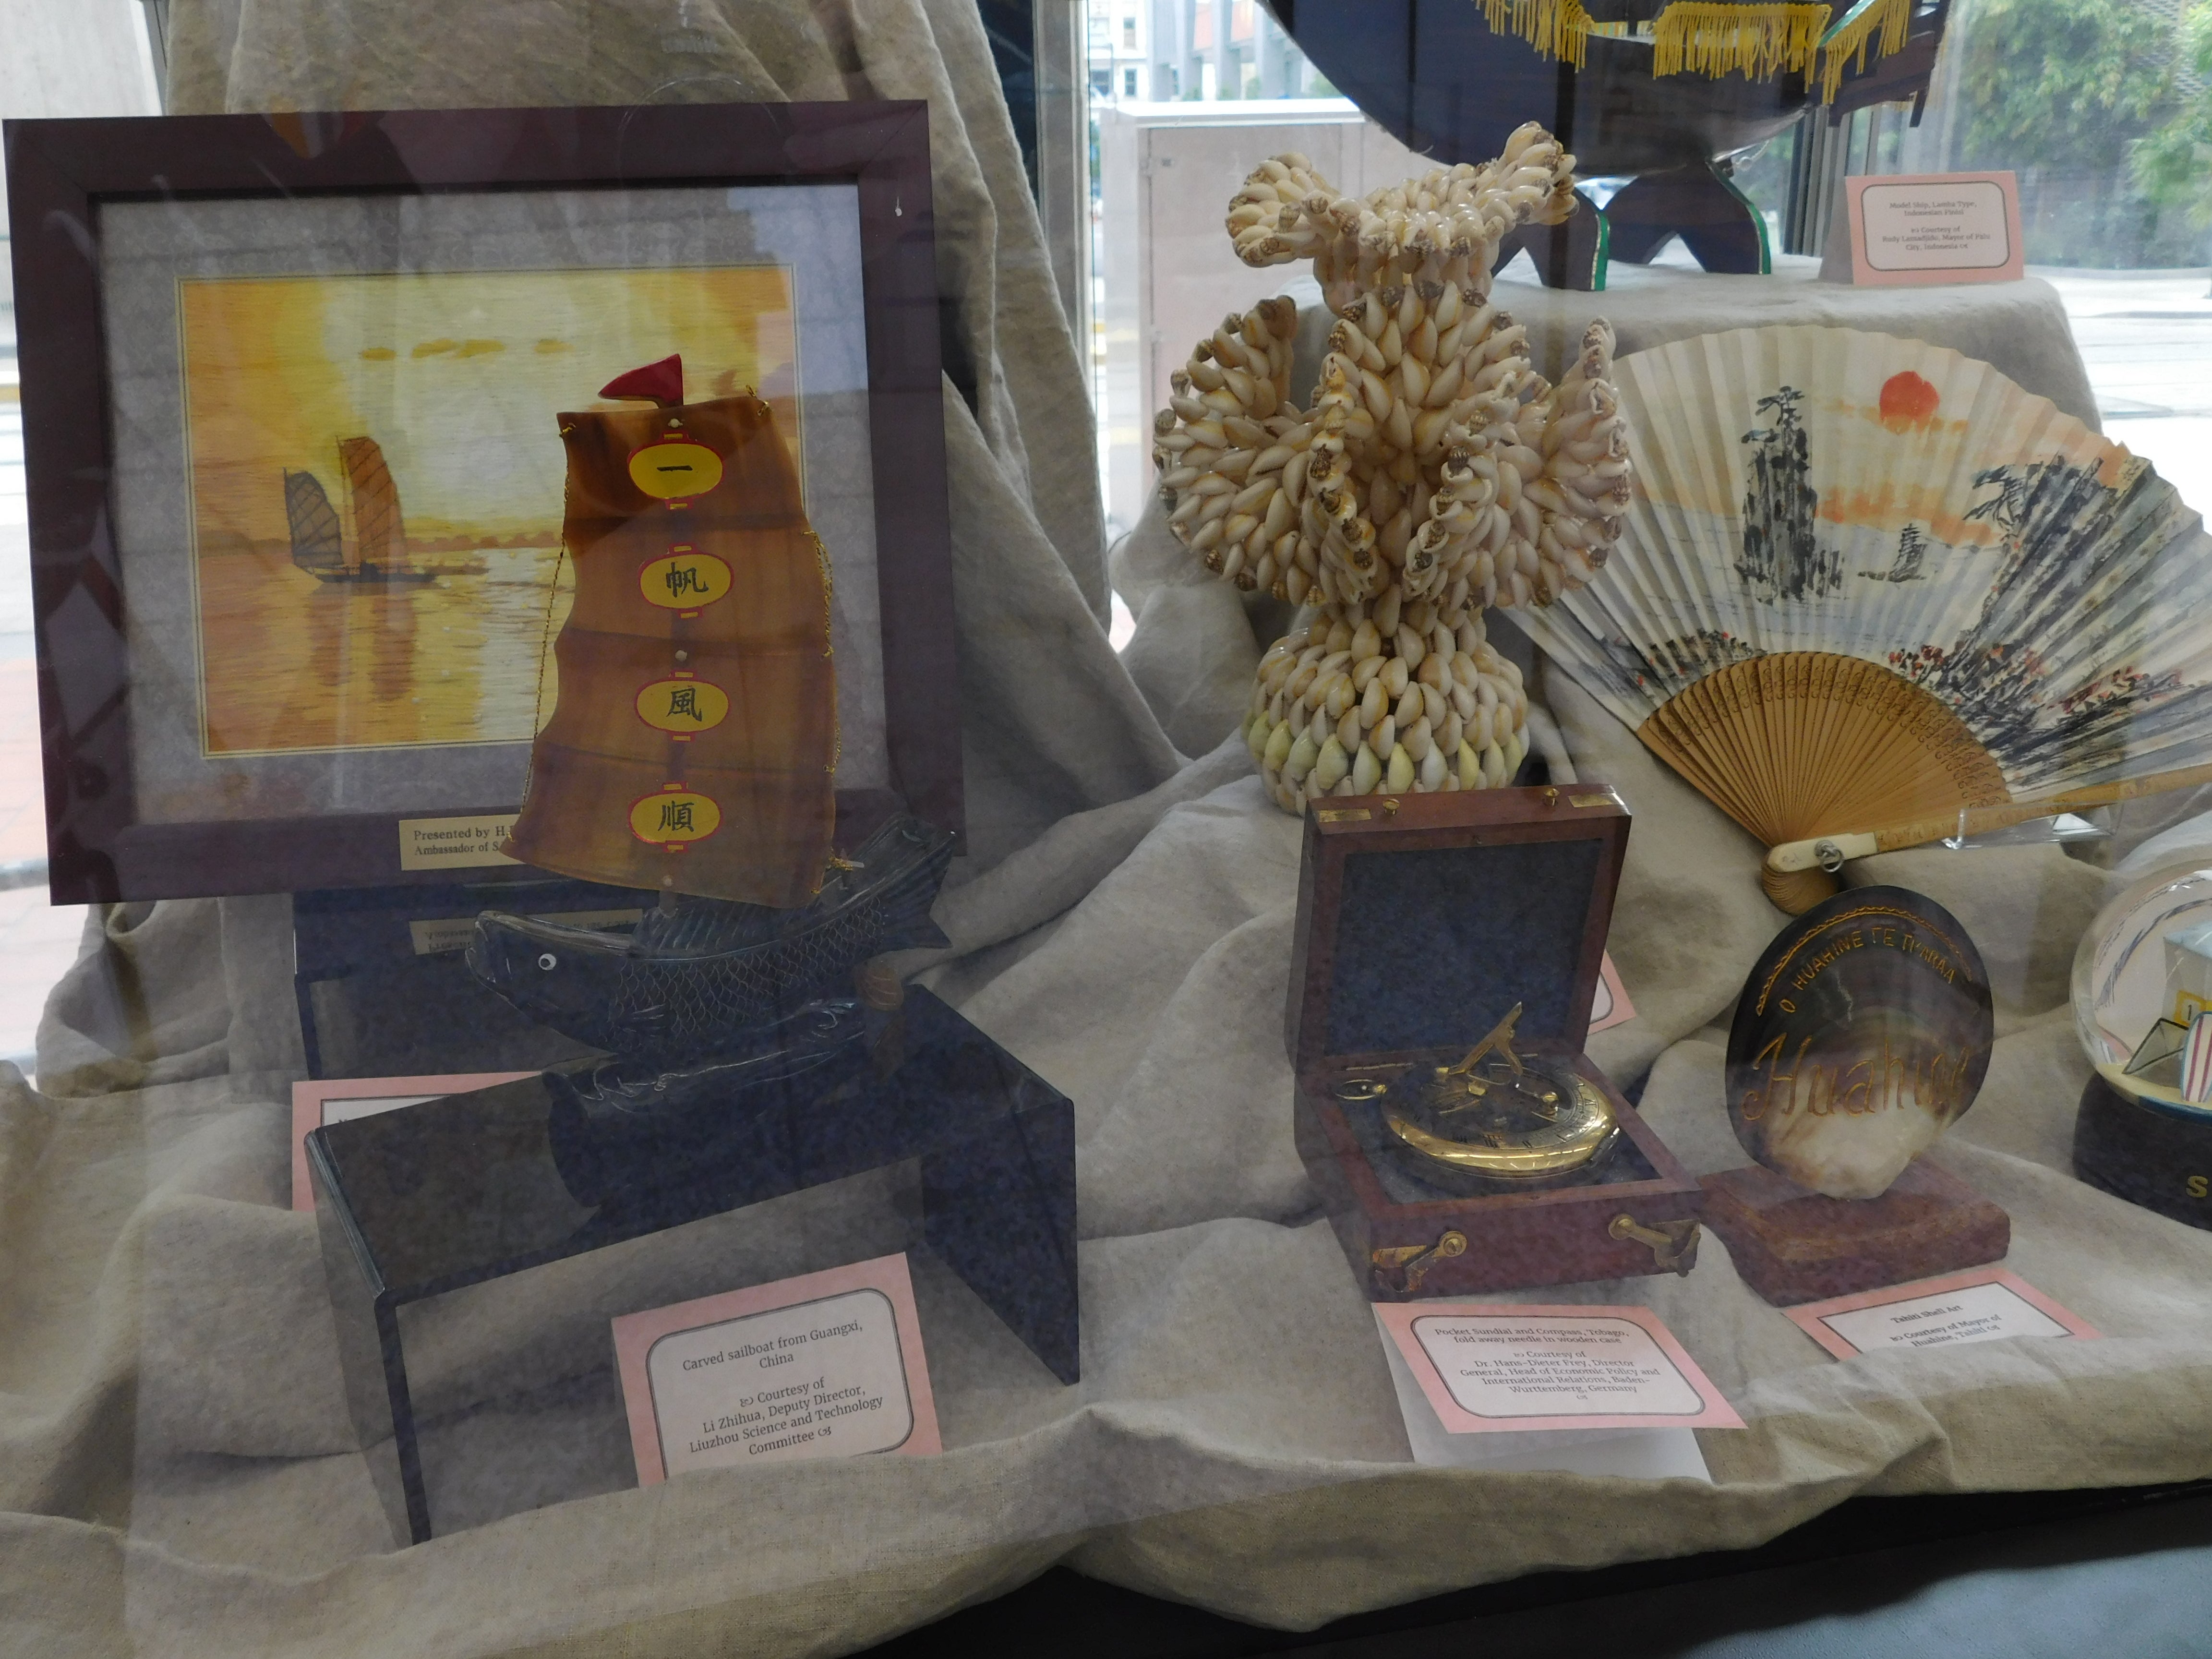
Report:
4,0,2212,1653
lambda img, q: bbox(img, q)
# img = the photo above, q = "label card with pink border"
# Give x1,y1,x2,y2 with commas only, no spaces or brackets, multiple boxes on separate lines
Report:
613,1252,941,1485
1786,1268,2101,1360
291,1071,537,1211
1589,952,1637,1035
1820,171,2025,287
1374,1303,1743,1433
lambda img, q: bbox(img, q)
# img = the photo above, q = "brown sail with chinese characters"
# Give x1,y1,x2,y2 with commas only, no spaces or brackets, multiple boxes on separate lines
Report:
505,382,837,908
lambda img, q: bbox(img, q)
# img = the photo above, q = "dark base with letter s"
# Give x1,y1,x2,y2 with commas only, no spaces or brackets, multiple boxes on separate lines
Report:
2074,1073,2212,1232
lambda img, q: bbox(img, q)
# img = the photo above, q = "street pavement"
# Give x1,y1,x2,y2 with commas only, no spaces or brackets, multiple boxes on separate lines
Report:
2038,264,2212,510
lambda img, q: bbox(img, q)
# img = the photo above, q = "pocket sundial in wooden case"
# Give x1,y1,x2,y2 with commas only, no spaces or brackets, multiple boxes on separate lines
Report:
1286,785,1703,1300
1343,1002,1622,1192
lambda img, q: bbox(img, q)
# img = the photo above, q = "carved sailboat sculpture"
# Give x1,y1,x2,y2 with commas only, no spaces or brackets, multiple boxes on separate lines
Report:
503,355,840,909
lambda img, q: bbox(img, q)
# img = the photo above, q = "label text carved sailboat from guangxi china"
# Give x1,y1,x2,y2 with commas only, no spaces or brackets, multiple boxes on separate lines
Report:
503,355,839,909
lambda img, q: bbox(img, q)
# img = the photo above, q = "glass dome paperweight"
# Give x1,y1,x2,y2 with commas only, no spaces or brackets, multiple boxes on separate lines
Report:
2072,864,2212,1116
2071,863,2212,1231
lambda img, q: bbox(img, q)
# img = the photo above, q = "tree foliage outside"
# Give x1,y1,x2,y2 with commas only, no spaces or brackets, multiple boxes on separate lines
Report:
2134,3,2212,228
1953,0,2173,173
1950,0,2196,266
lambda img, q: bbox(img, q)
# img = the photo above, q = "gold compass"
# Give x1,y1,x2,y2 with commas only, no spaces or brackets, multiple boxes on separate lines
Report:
1339,1005,1620,1189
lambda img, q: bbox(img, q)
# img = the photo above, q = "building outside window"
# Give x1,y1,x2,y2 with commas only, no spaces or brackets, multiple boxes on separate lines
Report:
1082,0,1353,560
1085,0,1329,111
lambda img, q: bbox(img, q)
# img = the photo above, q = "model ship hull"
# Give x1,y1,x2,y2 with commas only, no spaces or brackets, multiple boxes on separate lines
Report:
1569,38,1806,175
300,558,487,585
1288,3,1943,173
1278,0,1948,280
471,813,953,1059
302,565,439,585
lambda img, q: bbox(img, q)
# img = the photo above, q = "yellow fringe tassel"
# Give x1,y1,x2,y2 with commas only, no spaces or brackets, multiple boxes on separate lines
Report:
1483,0,1913,100
1480,0,1596,68
1649,2,1831,81
1819,0,1912,102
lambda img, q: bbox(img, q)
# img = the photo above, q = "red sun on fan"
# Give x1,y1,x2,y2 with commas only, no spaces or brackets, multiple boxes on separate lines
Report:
1878,370,1942,433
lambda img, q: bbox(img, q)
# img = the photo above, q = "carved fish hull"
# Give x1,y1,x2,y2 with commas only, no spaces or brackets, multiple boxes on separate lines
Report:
468,814,953,1060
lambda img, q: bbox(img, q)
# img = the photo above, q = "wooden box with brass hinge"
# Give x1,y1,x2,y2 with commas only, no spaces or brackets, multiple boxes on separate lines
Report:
1286,784,1704,1299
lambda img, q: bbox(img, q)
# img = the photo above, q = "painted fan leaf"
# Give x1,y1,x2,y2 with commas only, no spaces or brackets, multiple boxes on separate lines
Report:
1515,325,2212,874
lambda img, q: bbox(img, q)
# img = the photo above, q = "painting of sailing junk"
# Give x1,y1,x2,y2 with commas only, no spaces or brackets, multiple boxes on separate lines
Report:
1511,325,2212,912
1863,524,1930,585
283,440,486,585
179,265,798,757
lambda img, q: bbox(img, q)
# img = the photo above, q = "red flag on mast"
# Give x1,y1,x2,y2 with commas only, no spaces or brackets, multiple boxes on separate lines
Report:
600,355,685,407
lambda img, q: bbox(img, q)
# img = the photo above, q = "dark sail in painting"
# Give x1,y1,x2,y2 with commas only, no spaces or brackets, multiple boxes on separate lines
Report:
283,469,345,577
337,436,416,578
1737,387,1839,601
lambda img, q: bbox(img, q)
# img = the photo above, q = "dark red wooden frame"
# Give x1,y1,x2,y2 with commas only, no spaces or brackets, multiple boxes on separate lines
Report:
3,102,961,902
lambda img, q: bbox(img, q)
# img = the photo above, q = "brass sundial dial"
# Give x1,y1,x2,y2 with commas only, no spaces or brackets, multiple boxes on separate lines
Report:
1335,1004,1620,1189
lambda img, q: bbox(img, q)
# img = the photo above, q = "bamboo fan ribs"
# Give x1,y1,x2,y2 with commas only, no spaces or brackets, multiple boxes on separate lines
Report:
1637,653,2009,866
1511,325,2212,912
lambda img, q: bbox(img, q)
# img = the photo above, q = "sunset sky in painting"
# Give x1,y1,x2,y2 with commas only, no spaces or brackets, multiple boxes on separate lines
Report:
178,265,797,551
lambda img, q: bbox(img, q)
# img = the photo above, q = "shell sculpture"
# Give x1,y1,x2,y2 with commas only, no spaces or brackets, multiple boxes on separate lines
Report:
1154,123,1631,811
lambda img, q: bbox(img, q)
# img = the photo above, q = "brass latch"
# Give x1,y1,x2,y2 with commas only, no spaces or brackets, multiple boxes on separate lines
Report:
1372,1229,1467,1296
1609,1213,1700,1276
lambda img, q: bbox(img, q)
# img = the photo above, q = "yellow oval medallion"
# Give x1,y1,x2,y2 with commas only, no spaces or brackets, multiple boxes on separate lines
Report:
635,675,730,734
639,549,733,611
627,438,724,500
629,786,721,845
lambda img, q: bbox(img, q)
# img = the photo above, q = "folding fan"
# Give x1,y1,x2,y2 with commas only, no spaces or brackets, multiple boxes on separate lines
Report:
1511,325,2212,912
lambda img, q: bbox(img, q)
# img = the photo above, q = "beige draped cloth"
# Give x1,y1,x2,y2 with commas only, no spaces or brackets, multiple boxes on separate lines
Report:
6,6,2212,1656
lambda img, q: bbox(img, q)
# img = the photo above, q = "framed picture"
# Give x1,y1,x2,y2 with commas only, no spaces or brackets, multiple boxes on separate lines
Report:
5,102,959,902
